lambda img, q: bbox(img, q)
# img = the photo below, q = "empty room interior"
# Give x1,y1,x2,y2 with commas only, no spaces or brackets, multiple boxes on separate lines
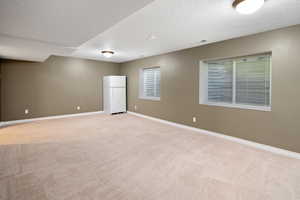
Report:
1,0,300,199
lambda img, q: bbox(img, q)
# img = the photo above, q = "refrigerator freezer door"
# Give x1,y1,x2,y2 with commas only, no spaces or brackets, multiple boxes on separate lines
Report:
108,76,126,87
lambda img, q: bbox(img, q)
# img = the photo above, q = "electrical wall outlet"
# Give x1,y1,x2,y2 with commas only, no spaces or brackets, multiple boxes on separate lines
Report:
25,109,29,114
192,117,197,123
134,105,137,111
77,106,80,110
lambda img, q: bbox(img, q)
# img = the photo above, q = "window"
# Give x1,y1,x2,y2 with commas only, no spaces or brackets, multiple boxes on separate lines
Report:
139,67,160,100
200,54,271,111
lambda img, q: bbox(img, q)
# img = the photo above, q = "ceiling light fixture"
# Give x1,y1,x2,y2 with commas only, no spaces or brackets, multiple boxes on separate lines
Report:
101,50,114,58
233,0,264,15
148,34,157,40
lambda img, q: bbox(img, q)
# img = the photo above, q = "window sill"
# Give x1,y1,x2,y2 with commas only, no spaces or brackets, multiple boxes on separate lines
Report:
200,102,271,112
139,96,160,101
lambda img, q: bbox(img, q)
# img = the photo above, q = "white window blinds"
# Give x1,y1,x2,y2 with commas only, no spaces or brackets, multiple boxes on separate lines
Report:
142,67,160,99
236,56,270,106
207,61,233,103
201,54,271,110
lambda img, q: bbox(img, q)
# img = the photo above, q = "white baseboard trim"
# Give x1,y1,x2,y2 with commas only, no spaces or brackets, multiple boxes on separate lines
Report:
0,111,104,127
128,111,300,160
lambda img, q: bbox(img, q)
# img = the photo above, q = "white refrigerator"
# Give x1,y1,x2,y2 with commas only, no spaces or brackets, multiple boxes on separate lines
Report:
103,76,127,114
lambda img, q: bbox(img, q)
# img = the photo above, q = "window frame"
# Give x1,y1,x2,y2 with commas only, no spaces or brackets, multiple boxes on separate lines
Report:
139,66,161,101
199,54,272,112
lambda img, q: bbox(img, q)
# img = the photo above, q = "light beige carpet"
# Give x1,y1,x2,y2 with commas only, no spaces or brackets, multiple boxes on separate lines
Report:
0,113,300,200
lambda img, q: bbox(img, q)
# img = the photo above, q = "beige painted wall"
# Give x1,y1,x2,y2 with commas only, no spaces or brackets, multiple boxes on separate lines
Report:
120,25,300,153
1,56,120,121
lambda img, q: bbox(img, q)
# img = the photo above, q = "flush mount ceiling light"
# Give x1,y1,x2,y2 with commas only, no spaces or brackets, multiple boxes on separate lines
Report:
148,34,157,40
233,0,265,15
101,50,114,58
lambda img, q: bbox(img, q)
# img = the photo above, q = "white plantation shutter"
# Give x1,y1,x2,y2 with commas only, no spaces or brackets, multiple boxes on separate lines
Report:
143,67,160,98
236,56,270,106
207,61,233,103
